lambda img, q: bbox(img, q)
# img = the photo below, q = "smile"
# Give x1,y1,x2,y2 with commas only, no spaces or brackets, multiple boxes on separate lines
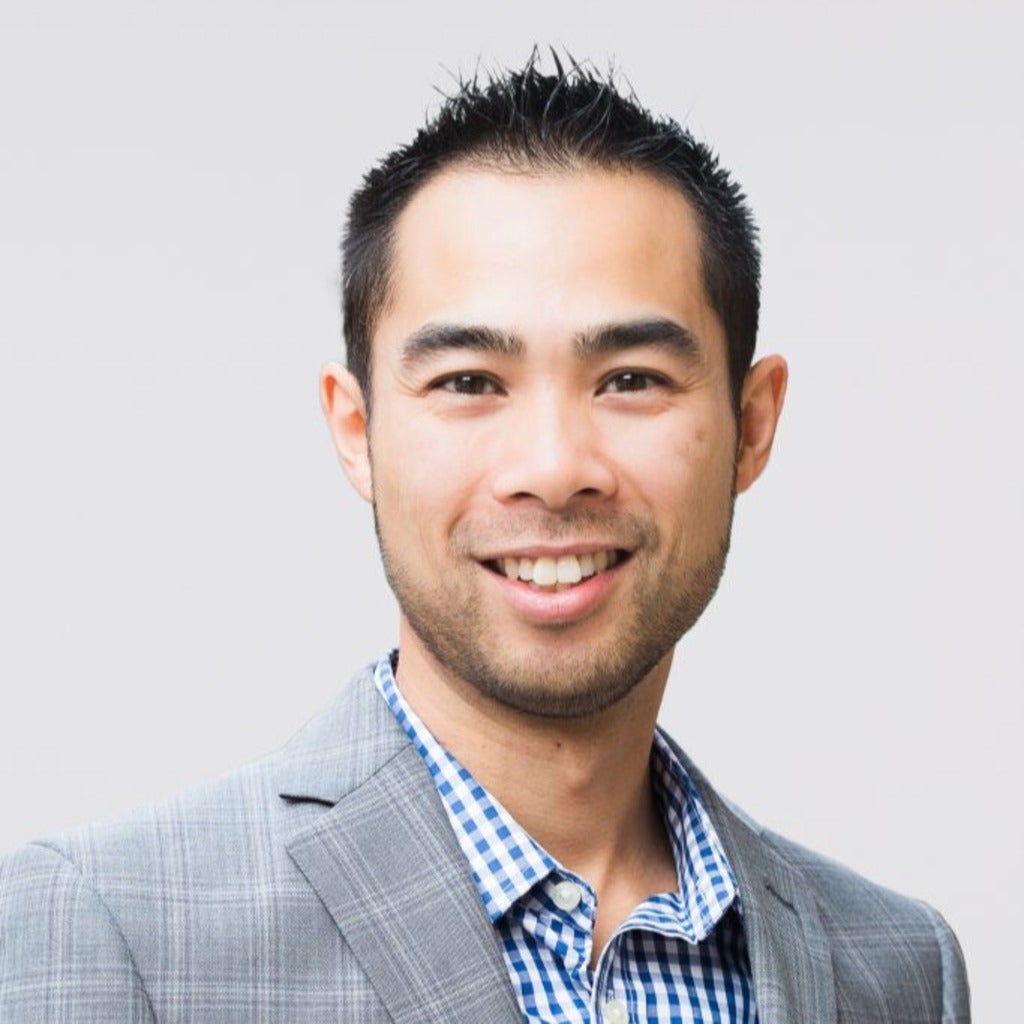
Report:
484,549,628,592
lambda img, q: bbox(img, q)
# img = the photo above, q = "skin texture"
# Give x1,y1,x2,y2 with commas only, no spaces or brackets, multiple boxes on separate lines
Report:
322,165,787,961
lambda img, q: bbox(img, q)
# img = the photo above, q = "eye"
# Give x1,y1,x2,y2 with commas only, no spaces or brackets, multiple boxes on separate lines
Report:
434,373,502,396
599,370,669,394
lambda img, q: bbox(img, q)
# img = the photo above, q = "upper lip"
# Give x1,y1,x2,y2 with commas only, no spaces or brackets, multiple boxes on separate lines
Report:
477,542,629,561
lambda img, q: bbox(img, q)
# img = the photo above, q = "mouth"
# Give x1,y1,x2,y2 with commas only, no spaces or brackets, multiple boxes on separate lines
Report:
482,548,631,592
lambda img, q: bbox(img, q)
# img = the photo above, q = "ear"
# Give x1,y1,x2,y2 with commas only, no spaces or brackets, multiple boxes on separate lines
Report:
734,354,788,494
320,361,373,503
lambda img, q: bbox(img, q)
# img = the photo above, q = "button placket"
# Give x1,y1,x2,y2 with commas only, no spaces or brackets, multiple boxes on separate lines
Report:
552,879,583,912
601,997,629,1024
544,874,595,977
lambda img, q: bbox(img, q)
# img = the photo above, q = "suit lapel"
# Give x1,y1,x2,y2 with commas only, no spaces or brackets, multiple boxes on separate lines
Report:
285,742,521,1024
279,667,835,1023
678,749,838,1024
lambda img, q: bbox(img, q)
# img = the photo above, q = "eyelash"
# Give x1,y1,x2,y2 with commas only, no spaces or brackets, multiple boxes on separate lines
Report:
429,369,672,397
435,373,503,396
599,370,671,393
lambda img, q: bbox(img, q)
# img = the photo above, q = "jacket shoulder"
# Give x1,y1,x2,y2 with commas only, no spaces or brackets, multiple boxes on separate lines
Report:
0,664,400,1021
758,825,970,1022
0,660,395,887
0,842,155,1020
676,742,971,1023
762,825,931,922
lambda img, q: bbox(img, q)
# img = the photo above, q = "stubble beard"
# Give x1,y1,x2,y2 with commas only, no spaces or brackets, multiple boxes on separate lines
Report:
373,503,734,720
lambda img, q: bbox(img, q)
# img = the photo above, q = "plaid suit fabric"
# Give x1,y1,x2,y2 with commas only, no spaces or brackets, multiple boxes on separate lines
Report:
0,755,394,1022
374,653,757,1023
0,662,969,1022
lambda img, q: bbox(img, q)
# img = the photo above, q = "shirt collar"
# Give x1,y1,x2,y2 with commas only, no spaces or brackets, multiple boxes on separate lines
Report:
374,651,738,939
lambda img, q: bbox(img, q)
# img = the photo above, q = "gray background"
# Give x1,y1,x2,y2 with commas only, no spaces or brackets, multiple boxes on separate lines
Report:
1,1,1019,1017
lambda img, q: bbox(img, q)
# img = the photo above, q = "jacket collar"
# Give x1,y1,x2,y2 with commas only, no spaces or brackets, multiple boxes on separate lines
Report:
666,736,838,1024
275,661,409,805
280,664,522,1024
280,664,836,1024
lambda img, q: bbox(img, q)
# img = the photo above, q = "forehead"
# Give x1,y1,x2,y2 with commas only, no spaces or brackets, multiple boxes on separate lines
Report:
377,164,719,356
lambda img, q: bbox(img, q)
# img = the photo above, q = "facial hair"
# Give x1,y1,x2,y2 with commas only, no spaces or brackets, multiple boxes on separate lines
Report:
373,502,733,719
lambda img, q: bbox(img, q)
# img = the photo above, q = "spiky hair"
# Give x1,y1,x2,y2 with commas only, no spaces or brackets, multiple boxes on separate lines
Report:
342,49,760,411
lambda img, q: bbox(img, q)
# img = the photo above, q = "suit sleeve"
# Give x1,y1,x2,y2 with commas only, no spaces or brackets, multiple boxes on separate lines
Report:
0,842,155,1023
924,903,970,1024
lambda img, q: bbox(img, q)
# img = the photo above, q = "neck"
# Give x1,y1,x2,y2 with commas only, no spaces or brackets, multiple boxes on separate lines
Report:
393,624,676,890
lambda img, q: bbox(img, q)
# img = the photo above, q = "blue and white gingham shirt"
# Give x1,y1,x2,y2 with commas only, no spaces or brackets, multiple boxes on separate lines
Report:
375,653,757,1024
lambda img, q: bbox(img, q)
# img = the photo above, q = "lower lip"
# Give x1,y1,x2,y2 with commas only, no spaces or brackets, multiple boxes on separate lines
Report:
483,561,624,624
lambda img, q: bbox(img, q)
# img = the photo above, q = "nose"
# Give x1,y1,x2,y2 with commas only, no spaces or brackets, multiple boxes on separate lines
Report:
489,391,617,509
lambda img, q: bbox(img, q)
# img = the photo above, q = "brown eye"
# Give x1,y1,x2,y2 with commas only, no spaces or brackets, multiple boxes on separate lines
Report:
438,374,501,395
601,371,665,393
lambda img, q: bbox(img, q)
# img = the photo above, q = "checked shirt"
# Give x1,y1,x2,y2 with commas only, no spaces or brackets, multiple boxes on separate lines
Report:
375,654,758,1024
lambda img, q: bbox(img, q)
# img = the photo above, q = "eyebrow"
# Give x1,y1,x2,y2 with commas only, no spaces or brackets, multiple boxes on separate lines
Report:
575,318,702,363
400,323,524,368
399,317,701,368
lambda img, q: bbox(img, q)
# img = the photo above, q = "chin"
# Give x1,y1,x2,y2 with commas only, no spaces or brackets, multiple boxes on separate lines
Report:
438,641,670,720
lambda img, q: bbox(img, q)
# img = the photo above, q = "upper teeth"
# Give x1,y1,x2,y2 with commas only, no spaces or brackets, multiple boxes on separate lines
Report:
500,550,618,587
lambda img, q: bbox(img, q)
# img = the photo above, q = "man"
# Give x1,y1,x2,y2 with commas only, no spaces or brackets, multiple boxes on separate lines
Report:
0,54,968,1023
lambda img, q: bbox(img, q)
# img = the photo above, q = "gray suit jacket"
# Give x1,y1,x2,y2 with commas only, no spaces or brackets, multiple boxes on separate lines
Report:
0,664,969,1022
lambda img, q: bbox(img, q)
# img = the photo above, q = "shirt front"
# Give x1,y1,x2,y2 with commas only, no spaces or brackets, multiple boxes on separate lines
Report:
375,653,757,1024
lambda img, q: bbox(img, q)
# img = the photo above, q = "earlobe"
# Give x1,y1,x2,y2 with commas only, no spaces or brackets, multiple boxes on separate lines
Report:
320,362,374,502
734,354,788,494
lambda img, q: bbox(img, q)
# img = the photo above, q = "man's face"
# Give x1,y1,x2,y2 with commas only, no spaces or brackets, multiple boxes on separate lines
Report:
356,166,743,717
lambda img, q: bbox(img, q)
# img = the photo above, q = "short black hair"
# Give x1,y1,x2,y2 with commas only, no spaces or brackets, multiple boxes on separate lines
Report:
342,50,760,413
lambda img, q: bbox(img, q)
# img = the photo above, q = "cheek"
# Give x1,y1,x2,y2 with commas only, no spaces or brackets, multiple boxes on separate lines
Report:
616,414,735,528
371,414,480,541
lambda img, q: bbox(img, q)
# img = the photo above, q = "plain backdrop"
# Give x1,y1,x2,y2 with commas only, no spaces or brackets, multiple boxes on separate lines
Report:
1,1,1020,1017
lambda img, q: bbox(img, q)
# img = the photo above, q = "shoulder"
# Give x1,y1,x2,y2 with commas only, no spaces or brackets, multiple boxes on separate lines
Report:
663,737,971,1020
1,662,396,887
0,664,406,1019
761,822,934,925
671,740,962,951
0,839,157,1020
763,825,969,1020
727,797,970,1021
759,821,956,939
1,669,400,945
0,748,296,968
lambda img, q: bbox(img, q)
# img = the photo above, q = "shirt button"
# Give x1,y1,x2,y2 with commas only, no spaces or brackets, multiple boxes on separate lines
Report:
602,998,629,1024
551,880,582,911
